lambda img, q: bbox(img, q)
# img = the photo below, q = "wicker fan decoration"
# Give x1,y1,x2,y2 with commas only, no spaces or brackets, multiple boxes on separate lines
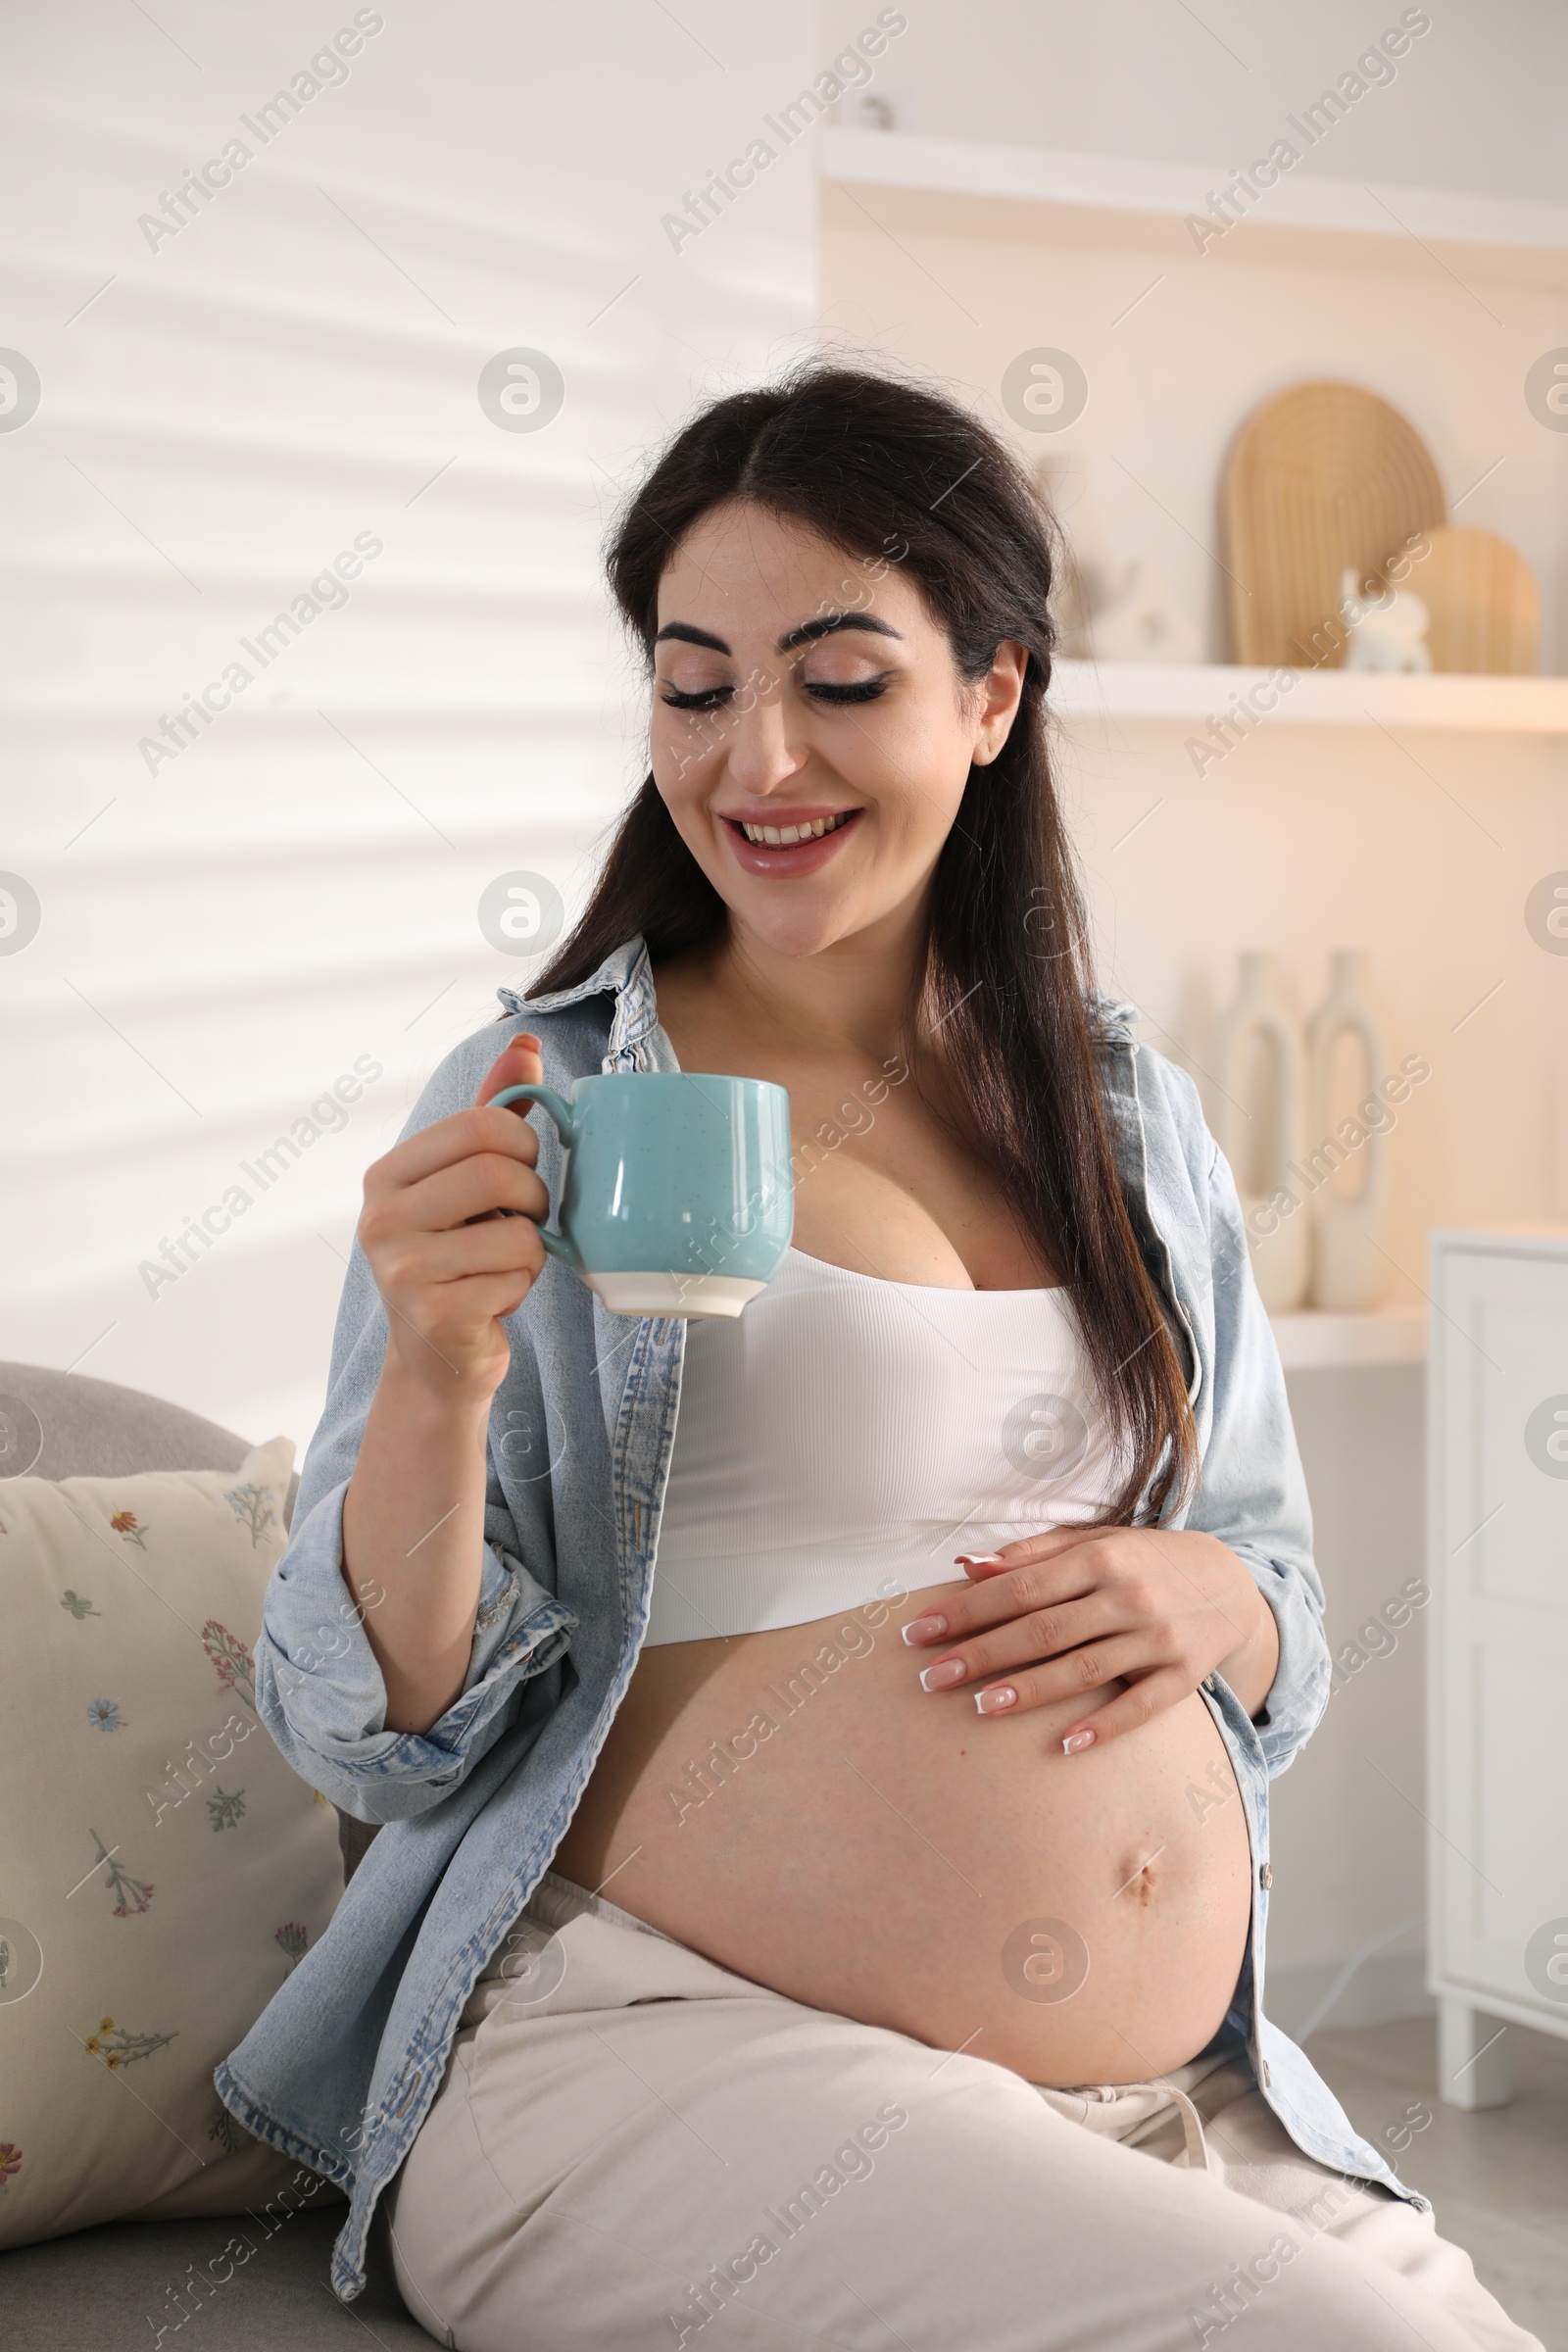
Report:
1221,381,1446,668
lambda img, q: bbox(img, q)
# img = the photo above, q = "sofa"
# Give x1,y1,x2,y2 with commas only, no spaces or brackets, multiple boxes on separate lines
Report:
0,1363,432,2350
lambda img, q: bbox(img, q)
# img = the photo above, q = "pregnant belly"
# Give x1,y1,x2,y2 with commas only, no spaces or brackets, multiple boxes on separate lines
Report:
552,1579,1253,2086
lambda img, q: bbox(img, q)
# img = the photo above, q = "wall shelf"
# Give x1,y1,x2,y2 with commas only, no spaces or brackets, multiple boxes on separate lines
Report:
820,130,1568,285
1271,1308,1427,1369
1050,661,1568,732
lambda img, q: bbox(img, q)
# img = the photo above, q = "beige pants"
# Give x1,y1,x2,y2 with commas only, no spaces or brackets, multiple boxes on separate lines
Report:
385,1872,1539,2352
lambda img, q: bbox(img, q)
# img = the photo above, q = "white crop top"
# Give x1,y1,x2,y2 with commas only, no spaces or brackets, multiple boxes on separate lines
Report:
645,1245,1126,1645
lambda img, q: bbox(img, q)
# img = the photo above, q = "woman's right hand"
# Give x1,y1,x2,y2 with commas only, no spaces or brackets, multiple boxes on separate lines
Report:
356,1031,554,1402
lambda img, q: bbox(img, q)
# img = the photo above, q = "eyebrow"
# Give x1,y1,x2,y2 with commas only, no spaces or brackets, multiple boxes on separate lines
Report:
653,612,905,657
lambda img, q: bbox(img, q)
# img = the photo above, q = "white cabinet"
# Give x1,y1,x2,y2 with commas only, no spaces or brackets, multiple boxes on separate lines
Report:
1428,1230,1568,2108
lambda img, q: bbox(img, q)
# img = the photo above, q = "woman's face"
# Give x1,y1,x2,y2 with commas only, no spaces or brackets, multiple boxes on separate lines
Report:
650,500,1026,960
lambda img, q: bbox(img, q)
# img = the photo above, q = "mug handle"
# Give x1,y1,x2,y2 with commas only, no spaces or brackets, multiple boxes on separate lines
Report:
488,1084,582,1269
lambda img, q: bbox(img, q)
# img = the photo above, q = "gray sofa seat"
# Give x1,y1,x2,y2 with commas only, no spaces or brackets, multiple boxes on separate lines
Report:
0,1365,427,2349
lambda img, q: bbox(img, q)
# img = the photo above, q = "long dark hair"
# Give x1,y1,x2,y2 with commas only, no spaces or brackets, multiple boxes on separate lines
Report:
533,363,1197,1522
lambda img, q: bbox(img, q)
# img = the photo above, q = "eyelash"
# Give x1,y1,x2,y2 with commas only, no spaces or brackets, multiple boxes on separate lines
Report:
659,676,891,711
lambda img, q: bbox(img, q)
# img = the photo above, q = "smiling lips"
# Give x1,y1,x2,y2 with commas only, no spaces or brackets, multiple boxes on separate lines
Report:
721,806,862,874
739,809,854,845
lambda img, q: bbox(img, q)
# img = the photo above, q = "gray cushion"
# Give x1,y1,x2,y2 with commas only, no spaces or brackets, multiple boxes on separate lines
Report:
0,2207,433,2349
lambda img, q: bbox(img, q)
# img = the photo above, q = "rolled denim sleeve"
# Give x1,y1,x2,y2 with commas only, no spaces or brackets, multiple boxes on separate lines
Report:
256,1474,575,1823
1185,1136,1330,1779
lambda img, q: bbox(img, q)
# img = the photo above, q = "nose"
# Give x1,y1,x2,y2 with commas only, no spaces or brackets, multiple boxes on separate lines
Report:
723,672,808,798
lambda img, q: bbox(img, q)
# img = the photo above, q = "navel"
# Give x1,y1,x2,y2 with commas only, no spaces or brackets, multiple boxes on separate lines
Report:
1112,1843,1167,1908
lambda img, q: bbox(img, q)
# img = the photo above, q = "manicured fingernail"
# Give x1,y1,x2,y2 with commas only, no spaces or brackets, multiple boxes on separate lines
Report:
975,1686,1018,1715
902,1613,948,1644
1061,1729,1097,1755
919,1657,967,1691
955,1552,1003,1567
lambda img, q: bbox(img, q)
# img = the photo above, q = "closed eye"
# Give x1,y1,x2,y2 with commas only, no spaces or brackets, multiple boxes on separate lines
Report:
806,676,890,705
659,674,892,711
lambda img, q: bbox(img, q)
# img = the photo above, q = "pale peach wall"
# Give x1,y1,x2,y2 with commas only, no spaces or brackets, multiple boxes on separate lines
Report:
821,200,1568,1263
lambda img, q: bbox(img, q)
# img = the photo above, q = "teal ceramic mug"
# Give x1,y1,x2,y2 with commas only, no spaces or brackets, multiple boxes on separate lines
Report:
489,1072,794,1319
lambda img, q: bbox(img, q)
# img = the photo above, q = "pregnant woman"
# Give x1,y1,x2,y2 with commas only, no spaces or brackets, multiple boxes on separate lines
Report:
220,368,1538,2352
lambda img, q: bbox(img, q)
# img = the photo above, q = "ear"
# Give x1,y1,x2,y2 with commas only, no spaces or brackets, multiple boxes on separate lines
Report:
970,641,1028,765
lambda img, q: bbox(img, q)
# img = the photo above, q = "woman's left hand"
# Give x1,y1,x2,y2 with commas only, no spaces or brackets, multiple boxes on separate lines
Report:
900,1525,1281,1752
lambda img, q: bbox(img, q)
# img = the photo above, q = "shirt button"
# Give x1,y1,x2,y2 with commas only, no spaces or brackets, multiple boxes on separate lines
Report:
1260,2060,1272,2086
1259,1865,1273,1889
1202,1673,1218,1693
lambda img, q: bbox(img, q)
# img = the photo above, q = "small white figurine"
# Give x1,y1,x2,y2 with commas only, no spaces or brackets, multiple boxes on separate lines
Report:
1340,565,1431,673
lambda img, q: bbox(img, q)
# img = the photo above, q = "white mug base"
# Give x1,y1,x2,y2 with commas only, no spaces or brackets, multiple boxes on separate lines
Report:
583,1270,767,1319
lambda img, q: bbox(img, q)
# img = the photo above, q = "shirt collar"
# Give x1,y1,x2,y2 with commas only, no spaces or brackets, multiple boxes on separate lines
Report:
497,933,659,1063
1089,991,1141,1052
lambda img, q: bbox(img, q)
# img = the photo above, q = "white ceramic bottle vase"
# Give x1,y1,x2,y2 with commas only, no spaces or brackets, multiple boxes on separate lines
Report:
1305,950,1389,1310
1212,952,1311,1312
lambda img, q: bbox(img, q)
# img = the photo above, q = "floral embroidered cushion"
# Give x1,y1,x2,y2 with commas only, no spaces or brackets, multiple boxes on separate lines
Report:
0,1437,344,2249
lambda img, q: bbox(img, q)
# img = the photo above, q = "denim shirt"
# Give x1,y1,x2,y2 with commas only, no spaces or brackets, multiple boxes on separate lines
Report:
217,934,1425,2304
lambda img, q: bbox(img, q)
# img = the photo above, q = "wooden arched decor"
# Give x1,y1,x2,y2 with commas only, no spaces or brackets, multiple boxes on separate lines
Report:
1221,381,1446,667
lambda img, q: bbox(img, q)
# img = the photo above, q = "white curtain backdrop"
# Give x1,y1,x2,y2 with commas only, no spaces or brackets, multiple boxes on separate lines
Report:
0,1,817,1451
